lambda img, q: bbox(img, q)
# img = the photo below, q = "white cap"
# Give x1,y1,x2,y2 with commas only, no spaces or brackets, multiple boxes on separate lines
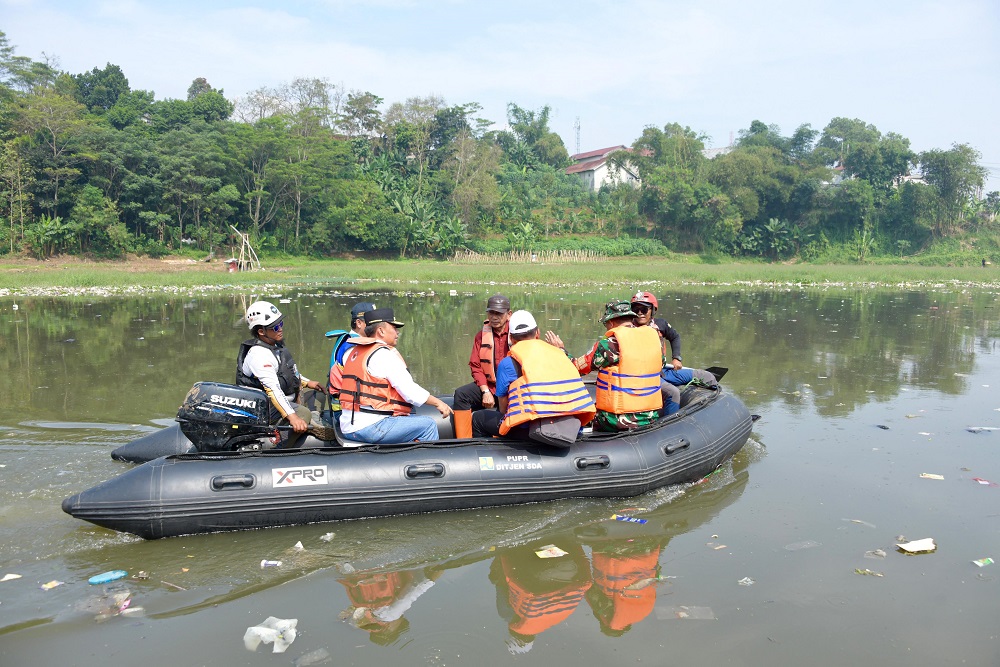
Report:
508,310,537,335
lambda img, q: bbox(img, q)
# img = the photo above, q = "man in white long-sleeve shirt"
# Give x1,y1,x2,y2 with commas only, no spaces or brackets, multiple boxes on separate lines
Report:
338,308,452,445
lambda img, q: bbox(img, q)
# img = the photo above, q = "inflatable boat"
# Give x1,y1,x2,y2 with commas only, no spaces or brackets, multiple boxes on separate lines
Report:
63,379,755,540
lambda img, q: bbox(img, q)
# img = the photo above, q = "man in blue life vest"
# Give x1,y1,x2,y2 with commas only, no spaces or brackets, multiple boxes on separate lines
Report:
452,294,512,439
339,307,452,445
328,301,377,412
471,310,595,440
237,300,323,448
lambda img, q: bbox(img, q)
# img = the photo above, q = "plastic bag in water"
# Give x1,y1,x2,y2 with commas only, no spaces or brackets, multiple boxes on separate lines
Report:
244,616,298,653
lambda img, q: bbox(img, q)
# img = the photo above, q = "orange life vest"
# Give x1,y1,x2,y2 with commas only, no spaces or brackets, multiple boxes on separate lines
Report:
479,321,497,386
340,339,413,417
499,339,596,436
341,571,414,609
502,558,591,636
591,549,661,631
595,326,663,414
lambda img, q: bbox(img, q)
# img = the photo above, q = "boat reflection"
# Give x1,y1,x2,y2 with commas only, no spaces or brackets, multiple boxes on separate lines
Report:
333,447,752,649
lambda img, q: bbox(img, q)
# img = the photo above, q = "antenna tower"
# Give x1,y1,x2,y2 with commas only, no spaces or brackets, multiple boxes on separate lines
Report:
574,117,581,155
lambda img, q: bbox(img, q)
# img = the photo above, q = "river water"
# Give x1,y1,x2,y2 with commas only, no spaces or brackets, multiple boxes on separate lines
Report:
1,284,998,665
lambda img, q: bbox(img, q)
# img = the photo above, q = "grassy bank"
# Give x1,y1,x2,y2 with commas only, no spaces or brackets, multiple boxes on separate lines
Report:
1,256,999,295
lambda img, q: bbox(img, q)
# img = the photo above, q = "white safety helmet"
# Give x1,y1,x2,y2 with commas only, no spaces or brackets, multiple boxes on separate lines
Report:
245,300,282,330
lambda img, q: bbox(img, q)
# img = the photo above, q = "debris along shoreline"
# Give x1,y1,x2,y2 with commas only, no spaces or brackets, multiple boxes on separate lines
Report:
2,256,1000,297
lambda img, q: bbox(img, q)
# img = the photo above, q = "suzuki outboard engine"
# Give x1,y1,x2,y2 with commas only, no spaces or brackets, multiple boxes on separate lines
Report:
176,382,277,452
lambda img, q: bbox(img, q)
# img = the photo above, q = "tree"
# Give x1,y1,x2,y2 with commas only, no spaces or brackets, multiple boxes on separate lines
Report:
186,77,213,101
815,117,881,166
72,63,129,113
383,95,444,193
338,91,383,137
445,129,501,226
919,143,988,236
502,103,568,167
15,88,93,213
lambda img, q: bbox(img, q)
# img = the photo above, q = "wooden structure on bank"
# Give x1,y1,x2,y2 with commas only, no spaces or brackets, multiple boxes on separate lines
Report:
226,225,261,272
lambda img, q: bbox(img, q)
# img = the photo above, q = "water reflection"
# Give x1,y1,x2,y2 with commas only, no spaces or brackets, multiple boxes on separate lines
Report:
2,284,999,660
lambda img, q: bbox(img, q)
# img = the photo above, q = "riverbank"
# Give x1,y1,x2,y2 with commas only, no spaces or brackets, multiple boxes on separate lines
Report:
1,254,999,297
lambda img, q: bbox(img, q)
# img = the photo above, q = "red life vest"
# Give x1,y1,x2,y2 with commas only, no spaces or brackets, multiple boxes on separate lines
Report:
499,339,596,436
595,325,663,414
340,339,413,417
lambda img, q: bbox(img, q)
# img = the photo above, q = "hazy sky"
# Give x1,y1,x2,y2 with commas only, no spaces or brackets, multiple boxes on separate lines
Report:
4,0,999,190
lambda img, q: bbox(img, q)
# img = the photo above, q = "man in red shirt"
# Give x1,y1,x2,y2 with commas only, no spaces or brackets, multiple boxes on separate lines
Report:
452,294,511,439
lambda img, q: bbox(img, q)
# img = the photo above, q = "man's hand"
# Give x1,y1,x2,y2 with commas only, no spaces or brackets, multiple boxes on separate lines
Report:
288,413,309,433
671,358,683,371
428,396,453,419
481,387,496,408
305,380,324,392
544,331,564,349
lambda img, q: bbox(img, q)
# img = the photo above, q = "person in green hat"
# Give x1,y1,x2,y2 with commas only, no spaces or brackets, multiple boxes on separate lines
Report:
546,300,664,432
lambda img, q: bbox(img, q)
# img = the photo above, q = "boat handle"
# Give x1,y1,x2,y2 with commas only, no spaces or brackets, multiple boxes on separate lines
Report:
405,463,445,479
663,438,691,455
575,455,610,470
211,474,255,490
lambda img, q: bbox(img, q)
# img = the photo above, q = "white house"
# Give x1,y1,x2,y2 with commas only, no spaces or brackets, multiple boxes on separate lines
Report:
566,146,641,191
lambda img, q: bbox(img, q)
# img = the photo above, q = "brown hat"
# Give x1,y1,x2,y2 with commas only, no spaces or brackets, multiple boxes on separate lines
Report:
486,294,510,313
364,307,404,327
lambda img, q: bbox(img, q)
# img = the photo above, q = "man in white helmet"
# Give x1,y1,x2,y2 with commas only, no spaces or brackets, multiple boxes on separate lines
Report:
238,300,323,448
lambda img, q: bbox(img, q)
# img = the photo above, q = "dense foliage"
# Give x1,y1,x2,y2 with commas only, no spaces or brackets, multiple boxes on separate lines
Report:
1,29,996,263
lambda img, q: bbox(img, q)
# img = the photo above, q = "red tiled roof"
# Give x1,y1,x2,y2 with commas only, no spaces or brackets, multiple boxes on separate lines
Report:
570,145,627,161
565,157,608,174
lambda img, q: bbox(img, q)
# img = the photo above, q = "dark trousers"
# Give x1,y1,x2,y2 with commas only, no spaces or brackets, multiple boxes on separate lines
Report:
472,409,503,437
453,382,494,411
472,410,529,439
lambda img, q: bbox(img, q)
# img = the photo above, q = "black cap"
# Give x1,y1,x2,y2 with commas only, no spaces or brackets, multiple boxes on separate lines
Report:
351,302,376,319
364,307,404,327
486,294,510,313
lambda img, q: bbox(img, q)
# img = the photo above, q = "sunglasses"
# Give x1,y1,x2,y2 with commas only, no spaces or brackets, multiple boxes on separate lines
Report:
632,305,652,314
268,320,284,332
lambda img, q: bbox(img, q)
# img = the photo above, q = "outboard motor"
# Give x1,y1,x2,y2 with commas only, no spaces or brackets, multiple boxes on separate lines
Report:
176,382,277,452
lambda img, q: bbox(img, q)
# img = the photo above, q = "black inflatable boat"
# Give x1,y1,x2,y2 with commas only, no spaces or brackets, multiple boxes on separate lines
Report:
63,380,754,539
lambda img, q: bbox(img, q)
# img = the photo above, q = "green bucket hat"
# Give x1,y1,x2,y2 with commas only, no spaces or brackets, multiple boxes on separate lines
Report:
601,300,635,323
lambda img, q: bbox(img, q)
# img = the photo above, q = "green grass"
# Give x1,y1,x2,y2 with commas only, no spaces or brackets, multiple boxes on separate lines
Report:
2,256,999,294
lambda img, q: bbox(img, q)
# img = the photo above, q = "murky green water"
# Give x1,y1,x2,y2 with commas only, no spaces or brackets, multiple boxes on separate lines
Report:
1,285,999,665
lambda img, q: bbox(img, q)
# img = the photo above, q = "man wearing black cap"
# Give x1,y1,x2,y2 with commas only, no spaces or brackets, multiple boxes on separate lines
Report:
451,294,512,439
339,307,452,444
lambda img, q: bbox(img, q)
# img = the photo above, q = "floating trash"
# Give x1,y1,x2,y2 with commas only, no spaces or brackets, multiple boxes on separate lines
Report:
854,568,884,577
864,549,887,560
919,473,944,480
784,540,821,551
737,577,755,586
612,514,647,524
876,424,890,430
896,538,936,554
535,545,568,559
41,580,65,590
1,573,21,582
244,616,298,653
849,519,877,529
319,532,336,542
967,426,999,433
260,560,283,568
972,558,994,568
657,606,716,620
972,477,998,487
294,647,332,666
88,570,127,585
